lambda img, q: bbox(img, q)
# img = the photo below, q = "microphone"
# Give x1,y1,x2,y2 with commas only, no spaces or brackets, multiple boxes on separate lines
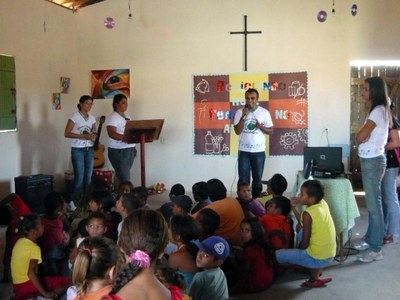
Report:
243,104,252,120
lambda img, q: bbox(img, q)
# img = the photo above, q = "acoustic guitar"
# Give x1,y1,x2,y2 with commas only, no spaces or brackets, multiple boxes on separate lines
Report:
93,116,106,168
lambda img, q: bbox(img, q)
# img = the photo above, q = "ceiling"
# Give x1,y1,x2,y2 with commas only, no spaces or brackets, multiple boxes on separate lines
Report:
46,0,106,11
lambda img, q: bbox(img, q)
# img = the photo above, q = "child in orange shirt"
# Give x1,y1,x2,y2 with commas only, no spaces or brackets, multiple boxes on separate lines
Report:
258,196,293,250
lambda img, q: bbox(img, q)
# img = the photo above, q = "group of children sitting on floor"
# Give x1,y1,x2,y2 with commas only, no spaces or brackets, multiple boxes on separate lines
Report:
0,174,337,300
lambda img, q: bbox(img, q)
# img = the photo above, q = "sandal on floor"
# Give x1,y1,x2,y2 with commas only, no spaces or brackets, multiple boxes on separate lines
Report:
301,277,332,288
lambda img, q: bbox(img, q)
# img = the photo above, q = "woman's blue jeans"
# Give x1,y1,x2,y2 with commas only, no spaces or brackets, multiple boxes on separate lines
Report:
381,166,400,241
359,155,386,251
108,147,136,183
71,147,94,203
238,150,265,198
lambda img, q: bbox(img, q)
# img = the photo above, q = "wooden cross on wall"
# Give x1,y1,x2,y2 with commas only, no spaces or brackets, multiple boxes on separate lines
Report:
230,15,262,71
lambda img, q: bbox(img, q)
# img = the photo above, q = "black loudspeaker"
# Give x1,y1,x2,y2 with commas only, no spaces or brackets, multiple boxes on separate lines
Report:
14,174,53,214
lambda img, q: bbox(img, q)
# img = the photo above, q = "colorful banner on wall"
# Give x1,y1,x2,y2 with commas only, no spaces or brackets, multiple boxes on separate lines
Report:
91,69,130,99
193,72,308,156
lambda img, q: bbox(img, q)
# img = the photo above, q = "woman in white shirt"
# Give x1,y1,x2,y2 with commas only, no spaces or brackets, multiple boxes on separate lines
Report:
106,94,136,185
64,95,97,208
355,77,391,263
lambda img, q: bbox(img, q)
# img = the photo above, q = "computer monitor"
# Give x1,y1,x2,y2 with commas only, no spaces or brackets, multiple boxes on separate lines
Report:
303,146,343,175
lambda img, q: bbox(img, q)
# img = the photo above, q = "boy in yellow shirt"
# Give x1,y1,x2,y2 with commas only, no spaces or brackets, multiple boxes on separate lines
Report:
275,180,336,288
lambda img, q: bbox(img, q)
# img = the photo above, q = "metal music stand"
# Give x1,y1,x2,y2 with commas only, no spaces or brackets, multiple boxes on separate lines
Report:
122,119,164,187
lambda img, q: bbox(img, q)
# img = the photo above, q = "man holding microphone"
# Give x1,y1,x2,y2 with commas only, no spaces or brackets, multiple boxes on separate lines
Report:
234,88,273,199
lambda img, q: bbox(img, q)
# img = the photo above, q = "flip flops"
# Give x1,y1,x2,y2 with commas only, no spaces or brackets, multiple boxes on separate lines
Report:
301,277,332,288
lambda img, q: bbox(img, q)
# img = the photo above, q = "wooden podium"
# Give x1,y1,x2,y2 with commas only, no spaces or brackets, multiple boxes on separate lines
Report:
122,119,164,187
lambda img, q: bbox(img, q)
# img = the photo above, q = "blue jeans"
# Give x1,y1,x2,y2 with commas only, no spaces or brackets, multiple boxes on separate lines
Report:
71,147,94,203
108,147,136,182
381,167,400,241
359,155,386,251
238,150,265,198
275,248,333,269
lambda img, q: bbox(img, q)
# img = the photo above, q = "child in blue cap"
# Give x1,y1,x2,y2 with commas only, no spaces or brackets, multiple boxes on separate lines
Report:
189,236,229,300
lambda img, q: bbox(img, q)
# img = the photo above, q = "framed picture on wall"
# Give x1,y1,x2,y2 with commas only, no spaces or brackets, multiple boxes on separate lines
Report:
91,69,130,99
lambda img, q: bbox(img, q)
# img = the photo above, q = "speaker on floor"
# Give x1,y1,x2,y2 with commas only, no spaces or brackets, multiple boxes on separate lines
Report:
14,174,53,214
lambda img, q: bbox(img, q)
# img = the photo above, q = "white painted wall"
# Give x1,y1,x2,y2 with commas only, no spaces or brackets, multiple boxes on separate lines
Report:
0,0,78,195
1,0,400,197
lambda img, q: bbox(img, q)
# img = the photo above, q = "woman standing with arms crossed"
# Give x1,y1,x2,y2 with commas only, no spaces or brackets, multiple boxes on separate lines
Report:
355,77,391,262
65,95,97,209
106,94,136,187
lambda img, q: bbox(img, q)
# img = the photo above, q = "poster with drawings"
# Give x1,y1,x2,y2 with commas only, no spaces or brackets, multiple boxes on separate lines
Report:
193,72,308,156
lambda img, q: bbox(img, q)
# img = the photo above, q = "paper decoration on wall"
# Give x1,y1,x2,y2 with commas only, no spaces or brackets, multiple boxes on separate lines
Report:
104,17,115,29
60,77,70,93
193,72,308,156
317,10,327,22
91,69,130,99
52,93,61,110
351,4,358,16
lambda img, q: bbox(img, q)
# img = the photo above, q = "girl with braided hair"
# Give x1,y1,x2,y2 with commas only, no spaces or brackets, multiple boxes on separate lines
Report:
102,209,177,300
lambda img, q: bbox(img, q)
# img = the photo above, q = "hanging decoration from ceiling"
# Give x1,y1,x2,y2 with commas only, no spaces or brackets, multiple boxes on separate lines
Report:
104,17,115,29
351,4,358,16
317,2,358,22
317,11,327,23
